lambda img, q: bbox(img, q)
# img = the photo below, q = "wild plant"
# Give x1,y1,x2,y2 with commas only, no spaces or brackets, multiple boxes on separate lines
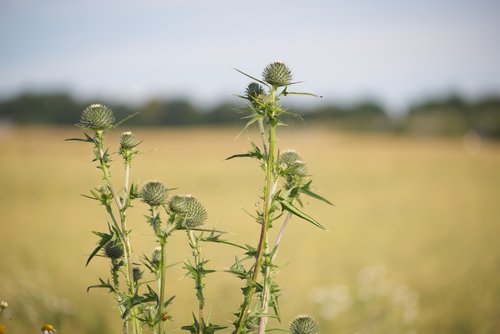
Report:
68,106,225,334
68,61,328,334
228,62,331,334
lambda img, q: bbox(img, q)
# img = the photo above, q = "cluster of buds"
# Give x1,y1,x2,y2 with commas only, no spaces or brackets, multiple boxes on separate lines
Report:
168,195,208,228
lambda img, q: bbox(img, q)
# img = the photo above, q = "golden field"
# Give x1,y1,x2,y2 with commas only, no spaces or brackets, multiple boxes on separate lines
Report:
0,125,499,334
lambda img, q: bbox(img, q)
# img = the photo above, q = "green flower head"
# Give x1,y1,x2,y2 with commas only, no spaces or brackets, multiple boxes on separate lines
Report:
133,267,143,282
104,239,124,259
151,246,162,266
280,150,308,177
289,315,319,334
78,104,115,131
120,131,137,151
263,61,293,87
245,82,265,101
140,181,168,207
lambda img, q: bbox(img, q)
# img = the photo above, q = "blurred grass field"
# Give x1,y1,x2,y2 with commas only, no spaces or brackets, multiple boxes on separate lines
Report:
0,125,499,334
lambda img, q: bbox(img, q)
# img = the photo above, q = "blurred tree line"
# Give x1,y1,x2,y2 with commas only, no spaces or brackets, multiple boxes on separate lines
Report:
1,92,499,138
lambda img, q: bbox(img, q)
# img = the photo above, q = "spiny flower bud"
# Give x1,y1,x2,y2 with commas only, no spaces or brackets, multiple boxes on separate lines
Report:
0,301,7,309
280,150,302,166
133,267,143,282
245,82,265,101
78,104,115,131
120,131,137,151
169,195,207,228
104,240,124,259
263,61,293,87
140,181,168,207
151,246,162,265
289,315,319,334
280,150,308,176
168,195,188,214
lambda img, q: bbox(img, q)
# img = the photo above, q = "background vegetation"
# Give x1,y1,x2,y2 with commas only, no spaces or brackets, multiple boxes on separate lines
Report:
1,93,500,138
0,125,499,333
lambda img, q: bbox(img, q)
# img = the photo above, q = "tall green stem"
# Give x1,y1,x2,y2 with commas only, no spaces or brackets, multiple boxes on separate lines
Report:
234,114,277,334
158,231,167,334
188,230,205,334
95,131,139,334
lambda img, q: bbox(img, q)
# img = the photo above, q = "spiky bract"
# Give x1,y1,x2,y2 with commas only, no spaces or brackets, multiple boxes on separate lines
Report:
263,61,292,87
169,195,207,228
78,104,115,131
104,240,124,259
289,315,319,334
140,181,168,207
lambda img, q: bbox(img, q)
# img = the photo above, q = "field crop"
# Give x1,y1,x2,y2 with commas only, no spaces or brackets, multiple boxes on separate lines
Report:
0,126,499,333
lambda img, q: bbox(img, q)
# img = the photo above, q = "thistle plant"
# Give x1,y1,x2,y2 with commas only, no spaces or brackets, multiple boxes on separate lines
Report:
229,61,332,334
68,105,225,334
68,61,329,334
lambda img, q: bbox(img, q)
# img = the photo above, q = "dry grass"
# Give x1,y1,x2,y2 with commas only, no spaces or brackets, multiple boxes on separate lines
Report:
0,126,499,333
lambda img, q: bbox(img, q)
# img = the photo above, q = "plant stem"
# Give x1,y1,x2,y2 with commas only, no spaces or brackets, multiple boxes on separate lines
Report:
95,131,139,334
158,231,167,334
188,230,205,334
234,110,277,334
257,212,292,334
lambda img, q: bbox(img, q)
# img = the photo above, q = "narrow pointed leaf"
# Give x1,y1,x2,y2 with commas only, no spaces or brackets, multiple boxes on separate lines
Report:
234,68,269,87
301,188,334,206
279,200,325,230
114,111,141,128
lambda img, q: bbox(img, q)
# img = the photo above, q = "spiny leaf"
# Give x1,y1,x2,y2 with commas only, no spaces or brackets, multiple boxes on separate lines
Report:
86,231,113,266
300,181,334,206
279,200,325,230
114,111,141,128
234,68,269,87
87,278,114,293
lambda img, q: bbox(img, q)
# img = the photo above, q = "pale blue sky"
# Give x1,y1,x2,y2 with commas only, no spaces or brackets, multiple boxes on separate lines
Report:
1,0,499,110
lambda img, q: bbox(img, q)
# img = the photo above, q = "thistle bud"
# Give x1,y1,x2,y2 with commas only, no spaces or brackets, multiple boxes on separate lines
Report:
78,104,115,131
120,131,137,151
133,267,143,282
104,240,124,259
280,150,308,176
151,246,162,266
289,315,319,334
168,195,188,214
0,301,7,309
170,195,207,228
280,150,302,166
245,82,265,101
140,181,168,207
262,61,292,87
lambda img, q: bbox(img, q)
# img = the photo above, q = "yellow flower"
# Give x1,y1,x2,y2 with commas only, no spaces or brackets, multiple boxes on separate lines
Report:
41,323,57,334
0,323,7,334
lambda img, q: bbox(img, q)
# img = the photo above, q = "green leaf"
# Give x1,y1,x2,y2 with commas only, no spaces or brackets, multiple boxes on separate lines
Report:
86,231,113,266
280,86,322,98
87,278,114,293
300,181,334,206
279,200,325,230
114,111,141,128
234,68,269,87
